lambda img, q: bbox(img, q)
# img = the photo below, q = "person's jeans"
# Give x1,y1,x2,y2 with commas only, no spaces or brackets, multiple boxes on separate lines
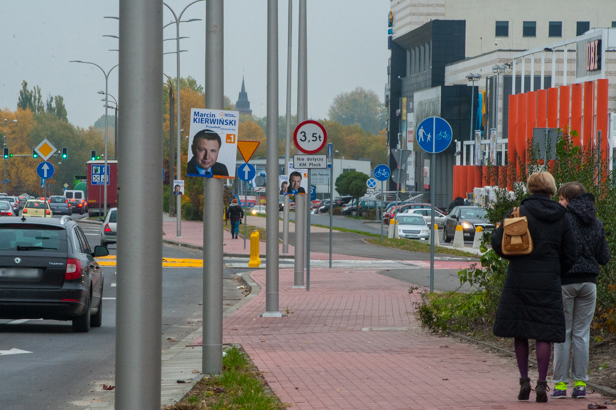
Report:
553,282,596,385
231,219,240,236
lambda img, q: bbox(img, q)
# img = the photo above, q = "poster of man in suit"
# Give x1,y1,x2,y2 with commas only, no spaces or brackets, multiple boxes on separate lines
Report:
187,108,239,179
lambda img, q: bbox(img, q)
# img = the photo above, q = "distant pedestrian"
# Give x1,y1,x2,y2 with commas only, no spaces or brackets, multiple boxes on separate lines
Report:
491,171,576,403
551,182,610,399
226,198,244,239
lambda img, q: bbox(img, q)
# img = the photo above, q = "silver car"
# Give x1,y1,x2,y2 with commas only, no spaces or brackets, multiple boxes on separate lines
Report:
404,208,447,228
99,208,117,247
396,214,430,240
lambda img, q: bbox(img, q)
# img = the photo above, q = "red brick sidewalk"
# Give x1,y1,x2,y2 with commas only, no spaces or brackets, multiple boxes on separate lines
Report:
213,267,605,409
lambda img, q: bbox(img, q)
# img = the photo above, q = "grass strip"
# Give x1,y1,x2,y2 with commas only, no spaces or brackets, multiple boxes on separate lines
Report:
164,346,287,410
366,237,478,258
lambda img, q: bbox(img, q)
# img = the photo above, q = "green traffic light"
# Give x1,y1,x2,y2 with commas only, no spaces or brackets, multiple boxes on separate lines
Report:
9,154,13,158
96,156,101,160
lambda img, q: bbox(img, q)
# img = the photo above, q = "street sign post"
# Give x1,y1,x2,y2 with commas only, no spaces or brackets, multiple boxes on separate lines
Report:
36,161,55,180
91,164,110,185
238,163,256,182
366,178,377,189
416,116,453,293
373,164,390,243
293,155,327,169
34,139,57,161
293,120,327,154
237,140,260,163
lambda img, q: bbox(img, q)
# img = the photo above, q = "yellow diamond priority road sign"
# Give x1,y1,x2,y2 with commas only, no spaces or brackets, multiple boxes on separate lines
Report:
35,139,57,161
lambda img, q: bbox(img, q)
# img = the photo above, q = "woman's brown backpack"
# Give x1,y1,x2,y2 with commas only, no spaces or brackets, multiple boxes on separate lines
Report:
502,207,534,256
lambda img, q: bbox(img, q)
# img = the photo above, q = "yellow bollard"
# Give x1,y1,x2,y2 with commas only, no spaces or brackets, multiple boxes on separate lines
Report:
248,230,261,267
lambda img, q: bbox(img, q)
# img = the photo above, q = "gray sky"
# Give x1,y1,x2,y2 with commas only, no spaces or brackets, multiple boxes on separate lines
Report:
0,0,390,129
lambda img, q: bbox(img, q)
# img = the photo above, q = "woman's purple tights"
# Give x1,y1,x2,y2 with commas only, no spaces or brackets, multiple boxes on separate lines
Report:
514,338,551,380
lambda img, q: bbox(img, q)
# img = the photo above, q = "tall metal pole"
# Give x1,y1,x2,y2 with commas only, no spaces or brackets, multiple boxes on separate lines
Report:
282,0,293,254
104,76,109,216
329,144,334,268
293,194,306,287
263,0,282,316
116,0,163,407
430,152,435,293
203,0,224,374
298,0,309,289
380,181,384,242
469,78,475,165
394,149,402,223
244,181,248,249
167,81,176,216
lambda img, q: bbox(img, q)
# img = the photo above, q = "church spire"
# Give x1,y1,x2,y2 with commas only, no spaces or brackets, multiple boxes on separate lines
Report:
236,76,252,116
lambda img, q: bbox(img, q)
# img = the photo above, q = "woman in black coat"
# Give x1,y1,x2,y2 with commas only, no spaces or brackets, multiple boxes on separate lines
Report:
491,172,576,403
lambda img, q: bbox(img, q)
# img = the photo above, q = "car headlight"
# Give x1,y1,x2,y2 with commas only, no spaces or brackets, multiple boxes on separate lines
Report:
421,230,429,234
461,222,473,229
251,210,257,215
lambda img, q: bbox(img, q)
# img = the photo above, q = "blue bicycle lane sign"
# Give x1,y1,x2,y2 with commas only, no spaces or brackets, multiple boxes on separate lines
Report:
416,116,453,154
373,164,391,182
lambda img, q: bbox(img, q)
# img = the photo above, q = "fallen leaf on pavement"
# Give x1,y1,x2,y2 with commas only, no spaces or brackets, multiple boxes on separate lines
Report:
102,385,115,391
588,404,607,409
192,370,200,373
176,380,186,384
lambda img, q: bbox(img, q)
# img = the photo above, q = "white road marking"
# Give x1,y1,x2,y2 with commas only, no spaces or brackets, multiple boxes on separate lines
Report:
102,297,116,300
6,319,42,325
111,283,116,287
0,348,32,356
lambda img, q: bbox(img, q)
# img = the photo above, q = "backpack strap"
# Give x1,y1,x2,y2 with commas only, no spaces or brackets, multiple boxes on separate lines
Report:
511,207,520,218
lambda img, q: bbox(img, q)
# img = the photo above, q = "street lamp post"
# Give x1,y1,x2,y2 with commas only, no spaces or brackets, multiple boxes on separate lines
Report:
163,0,204,238
100,92,118,160
466,73,482,165
492,64,508,164
3,118,17,193
71,60,118,217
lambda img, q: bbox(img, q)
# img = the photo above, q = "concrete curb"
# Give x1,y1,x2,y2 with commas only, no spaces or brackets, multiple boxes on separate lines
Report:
162,239,295,259
359,237,481,260
77,219,103,226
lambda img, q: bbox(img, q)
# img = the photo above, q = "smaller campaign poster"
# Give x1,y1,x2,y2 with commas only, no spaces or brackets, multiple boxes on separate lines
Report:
287,162,309,195
173,180,185,195
279,175,290,195
187,108,239,179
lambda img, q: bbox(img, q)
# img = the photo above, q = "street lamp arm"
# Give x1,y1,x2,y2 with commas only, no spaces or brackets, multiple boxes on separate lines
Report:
178,0,205,20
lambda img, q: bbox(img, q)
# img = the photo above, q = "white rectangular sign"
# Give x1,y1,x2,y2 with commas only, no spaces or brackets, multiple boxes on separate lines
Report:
293,155,327,169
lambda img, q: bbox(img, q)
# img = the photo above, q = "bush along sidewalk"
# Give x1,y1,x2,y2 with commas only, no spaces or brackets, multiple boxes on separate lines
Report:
164,345,287,410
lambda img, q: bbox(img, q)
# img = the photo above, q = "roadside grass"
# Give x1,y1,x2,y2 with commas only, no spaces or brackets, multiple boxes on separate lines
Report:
366,237,479,258
164,346,287,410
225,223,267,242
416,290,491,332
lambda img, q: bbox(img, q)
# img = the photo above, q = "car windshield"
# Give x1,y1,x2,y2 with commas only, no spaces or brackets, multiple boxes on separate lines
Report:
460,208,487,220
0,225,67,252
397,216,426,225
109,211,117,223
50,197,65,203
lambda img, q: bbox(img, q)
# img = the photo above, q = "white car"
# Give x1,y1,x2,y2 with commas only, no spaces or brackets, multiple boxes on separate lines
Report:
403,208,447,228
396,214,430,240
99,208,117,247
250,205,267,215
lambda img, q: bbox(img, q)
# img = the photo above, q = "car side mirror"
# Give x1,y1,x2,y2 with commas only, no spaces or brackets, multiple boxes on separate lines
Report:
93,245,109,257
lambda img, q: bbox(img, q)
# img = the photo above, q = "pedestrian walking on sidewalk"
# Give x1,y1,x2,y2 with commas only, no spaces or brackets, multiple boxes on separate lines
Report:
227,198,244,239
551,182,610,399
491,172,577,403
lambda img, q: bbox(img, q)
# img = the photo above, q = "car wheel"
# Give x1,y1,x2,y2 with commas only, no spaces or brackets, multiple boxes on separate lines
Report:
443,227,451,243
72,297,91,333
351,210,357,216
80,209,84,215
91,295,103,328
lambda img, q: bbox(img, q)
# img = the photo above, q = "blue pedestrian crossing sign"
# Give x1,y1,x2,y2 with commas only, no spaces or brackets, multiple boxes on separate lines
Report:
366,178,377,189
238,163,256,182
417,116,453,154
373,164,391,182
36,161,55,180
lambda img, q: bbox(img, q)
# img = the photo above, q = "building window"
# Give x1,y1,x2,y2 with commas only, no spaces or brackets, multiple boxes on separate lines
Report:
523,21,536,37
495,21,509,37
549,21,562,37
577,21,590,35
612,21,616,28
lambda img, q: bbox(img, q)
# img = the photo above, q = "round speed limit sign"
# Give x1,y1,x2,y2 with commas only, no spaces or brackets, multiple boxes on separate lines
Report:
293,120,328,154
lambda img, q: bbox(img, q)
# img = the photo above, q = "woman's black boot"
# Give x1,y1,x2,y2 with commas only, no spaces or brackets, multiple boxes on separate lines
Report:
518,377,531,400
535,381,549,402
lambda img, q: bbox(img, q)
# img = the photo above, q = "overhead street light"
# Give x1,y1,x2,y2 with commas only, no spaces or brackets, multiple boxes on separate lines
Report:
466,73,482,165
70,60,118,216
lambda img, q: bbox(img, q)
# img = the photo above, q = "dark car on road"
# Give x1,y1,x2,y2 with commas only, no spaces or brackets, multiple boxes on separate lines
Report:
442,206,494,242
0,216,109,332
48,196,72,216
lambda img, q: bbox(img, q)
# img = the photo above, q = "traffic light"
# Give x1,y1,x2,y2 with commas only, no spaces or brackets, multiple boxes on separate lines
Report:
3,147,8,159
32,148,38,159
91,150,96,161
62,147,68,159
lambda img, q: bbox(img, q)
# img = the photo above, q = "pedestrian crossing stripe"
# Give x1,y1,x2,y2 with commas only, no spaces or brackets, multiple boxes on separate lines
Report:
95,255,203,267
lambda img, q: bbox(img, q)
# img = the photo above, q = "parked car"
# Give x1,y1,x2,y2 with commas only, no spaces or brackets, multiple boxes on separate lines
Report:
332,196,353,207
384,203,445,224
404,208,447,227
315,199,331,214
22,200,53,218
251,205,267,215
357,199,388,217
0,201,16,216
442,206,494,242
48,196,72,216
99,207,117,247
396,214,431,240
341,199,358,216
0,216,108,332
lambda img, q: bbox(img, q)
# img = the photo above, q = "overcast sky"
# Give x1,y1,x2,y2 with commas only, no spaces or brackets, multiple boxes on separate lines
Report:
0,0,390,129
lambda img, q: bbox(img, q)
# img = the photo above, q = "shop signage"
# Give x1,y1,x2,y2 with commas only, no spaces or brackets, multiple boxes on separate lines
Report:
586,39,601,71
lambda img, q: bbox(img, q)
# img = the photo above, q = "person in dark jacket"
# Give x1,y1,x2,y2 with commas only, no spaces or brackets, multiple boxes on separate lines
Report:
447,196,465,213
226,198,244,239
551,182,610,399
491,171,576,403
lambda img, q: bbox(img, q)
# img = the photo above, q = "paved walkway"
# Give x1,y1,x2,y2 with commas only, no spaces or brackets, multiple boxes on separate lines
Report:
187,267,606,409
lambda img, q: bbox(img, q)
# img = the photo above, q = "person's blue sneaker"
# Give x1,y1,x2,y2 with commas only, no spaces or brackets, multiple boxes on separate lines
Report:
550,389,567,399
572,386,586,398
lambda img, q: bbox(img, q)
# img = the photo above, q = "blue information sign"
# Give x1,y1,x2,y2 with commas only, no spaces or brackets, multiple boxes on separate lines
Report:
373,164,391,182
366,178,377,189
91,164,110,185
238,163,256,182
37,161,55,180
416,116,453,154
310,185,316,200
